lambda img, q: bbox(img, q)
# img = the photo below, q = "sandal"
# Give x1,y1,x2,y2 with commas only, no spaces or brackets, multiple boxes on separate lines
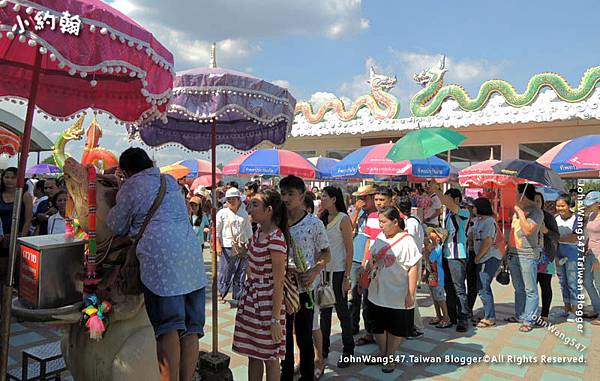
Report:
355,336,375,346
476,320,496,328
382,362,396,373
314,361,326,379
429,318,442,325
504,316,520,323
519,324,533,333
436,320,453,329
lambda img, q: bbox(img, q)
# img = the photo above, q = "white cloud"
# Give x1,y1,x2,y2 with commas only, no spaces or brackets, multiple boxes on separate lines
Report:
300,51,506,117
271,80,290,89
107,0,369,69
390,50,503,83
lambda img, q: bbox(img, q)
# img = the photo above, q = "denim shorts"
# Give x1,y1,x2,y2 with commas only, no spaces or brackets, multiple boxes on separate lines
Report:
142,284,206,338
429,284,446,301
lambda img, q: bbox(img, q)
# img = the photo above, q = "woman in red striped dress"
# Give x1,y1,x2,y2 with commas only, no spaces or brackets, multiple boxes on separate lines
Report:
233,190,289,381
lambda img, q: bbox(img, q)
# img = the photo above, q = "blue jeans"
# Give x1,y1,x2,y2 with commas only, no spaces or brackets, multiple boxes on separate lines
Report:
477,257,501,320
446,259,469,322
217,247,247,300
583,255,600,313
557,259,579,305
509,255,539,325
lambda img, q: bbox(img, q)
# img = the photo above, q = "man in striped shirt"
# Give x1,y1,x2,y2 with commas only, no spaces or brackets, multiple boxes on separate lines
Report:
429,184,471,333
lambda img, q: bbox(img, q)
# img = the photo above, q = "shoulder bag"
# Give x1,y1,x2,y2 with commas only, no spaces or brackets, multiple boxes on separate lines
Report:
229,219,249,257
359,233,410,289
117,175,166,295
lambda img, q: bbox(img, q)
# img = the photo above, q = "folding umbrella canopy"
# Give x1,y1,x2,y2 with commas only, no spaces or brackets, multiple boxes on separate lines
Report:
173,159,220,179
331,143,451,178
26,163,61,175
160,163,191,179
492,160,566,191
135,44,296,362
0,0,174,374
223,149,317,179
386,127,466,162
537,135,600,173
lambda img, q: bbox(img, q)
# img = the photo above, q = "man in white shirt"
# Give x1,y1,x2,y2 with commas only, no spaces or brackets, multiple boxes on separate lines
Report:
215,187,252,305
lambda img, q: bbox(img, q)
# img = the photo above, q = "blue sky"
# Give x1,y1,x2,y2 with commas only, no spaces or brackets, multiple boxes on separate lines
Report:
3,0,600,169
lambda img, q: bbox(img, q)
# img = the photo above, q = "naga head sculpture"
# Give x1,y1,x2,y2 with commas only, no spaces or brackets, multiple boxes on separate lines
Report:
413,55,448,88
367,67,397,92
63,157,117,240
62,115,86,141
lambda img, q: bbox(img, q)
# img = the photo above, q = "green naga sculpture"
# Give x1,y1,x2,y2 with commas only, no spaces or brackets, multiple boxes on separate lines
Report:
410,55,600,117
295,67,399,122
52,115,85,169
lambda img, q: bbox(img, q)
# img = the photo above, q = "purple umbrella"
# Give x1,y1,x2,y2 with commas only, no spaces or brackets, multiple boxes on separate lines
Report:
131,45,296,360
26,163,61,176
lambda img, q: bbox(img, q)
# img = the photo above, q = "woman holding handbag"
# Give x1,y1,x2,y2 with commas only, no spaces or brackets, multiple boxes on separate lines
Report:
363,207,421,373
232,189,289,381
318,187,355,370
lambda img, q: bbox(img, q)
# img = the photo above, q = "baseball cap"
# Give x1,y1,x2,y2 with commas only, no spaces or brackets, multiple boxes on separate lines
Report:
225,187,242,199
583,191,600,206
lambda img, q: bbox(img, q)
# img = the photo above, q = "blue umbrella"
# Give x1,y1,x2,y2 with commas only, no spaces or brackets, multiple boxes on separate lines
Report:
537,134,600,173
330,143,451,178
307,157,342,180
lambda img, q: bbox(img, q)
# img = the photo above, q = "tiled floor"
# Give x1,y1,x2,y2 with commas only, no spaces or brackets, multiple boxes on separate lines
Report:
7,249,600,380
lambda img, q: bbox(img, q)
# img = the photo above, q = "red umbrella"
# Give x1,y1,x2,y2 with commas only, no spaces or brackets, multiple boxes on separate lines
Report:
0,127,20,156
0,0,174,373
191,174,223,190
459,159,526,188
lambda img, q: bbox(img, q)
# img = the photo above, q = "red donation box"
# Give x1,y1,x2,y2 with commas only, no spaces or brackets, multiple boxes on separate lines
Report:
17,234,86,309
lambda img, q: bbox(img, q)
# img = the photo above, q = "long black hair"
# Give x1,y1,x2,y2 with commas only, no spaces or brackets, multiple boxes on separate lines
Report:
259,189,290,246
0,167,17,193
320,186,347,225
379,206,405,231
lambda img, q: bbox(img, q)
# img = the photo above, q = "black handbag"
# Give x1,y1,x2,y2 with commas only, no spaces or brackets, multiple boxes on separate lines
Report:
496,261,510,286
117,175,166,295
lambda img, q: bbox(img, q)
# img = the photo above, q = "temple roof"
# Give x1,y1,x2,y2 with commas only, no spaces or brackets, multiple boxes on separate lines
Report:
291,88,600,138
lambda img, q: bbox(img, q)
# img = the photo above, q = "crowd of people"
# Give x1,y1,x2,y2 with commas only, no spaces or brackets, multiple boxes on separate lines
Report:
2,148,600,381
174,163,600,380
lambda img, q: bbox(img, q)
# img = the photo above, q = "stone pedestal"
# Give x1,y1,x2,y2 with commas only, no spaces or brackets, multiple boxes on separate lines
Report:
197,351,233,381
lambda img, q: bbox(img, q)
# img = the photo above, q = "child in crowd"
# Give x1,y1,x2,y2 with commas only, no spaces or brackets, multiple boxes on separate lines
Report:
424,227,452,328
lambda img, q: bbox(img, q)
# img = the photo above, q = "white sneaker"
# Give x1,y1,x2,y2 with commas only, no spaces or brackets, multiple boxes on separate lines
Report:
566,313,577,323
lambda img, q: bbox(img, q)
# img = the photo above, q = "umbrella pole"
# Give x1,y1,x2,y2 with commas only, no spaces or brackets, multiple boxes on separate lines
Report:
0,51,42,381
210,119,218,355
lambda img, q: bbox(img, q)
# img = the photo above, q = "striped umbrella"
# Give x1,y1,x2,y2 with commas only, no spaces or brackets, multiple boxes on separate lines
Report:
537,135,600,173
224,149,317,179
172,159,222,179
331,143,451,179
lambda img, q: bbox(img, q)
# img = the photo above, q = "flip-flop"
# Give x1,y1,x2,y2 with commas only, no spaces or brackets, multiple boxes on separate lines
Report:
519,324,533,333
476,320,496,328
429,318,442,325
504,316,520,323
355,336,375,346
